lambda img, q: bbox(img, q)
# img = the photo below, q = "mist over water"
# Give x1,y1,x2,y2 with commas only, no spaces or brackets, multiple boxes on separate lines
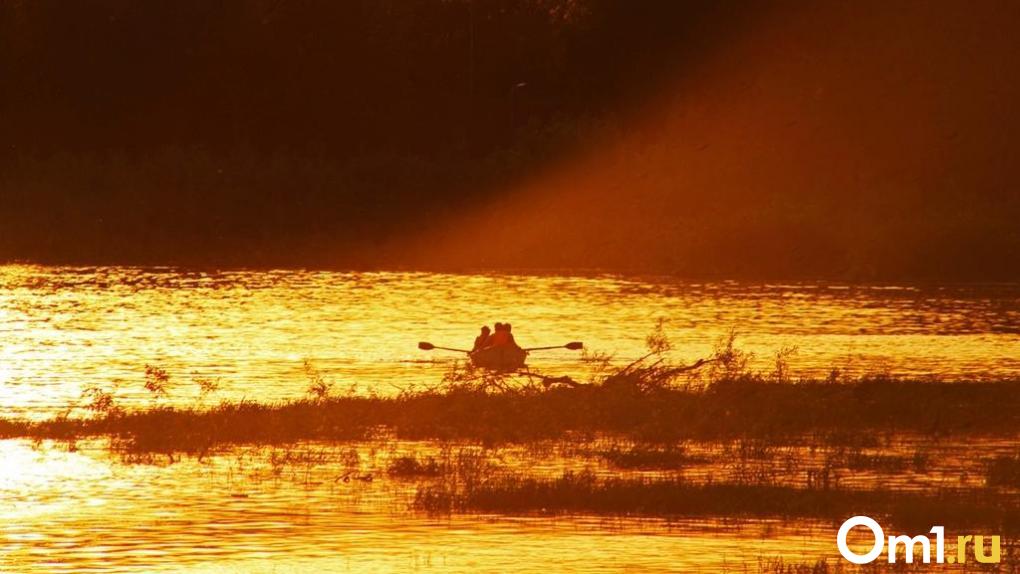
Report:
408,1,1020,279
1,265,1017,418
3,3,1018,279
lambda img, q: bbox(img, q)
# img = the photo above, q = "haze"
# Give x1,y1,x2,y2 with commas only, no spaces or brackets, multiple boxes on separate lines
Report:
2,1,1017,280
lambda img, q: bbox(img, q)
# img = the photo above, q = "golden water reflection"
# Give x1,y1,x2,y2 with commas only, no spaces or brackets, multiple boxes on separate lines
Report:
2,435,1016,573
1,265,1018,419
0,439,837,573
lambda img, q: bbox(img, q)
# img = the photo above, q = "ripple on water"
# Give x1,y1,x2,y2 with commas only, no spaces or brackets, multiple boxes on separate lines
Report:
0,265,1018,417
1,438,876,573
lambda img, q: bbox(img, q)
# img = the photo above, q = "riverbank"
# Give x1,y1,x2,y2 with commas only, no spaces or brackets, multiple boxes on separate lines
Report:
4,378,1019,451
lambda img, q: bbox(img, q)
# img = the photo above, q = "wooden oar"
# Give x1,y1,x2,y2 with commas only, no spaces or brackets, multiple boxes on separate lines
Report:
419,341,582,353
523,341,583,352
418,341,472,354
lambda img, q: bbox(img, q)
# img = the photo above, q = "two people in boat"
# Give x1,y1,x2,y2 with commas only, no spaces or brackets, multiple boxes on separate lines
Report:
473,322,520,352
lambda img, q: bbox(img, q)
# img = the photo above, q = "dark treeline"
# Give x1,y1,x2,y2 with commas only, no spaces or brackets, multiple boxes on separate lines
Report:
1,0,732,154
0,1,753,266
2,1,1018,279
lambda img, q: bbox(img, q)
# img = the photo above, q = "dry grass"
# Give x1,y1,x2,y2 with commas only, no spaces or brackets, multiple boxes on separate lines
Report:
387,454,443,478
595,444,704,470
3,378,1020,453
825,447,930,474
413,468,1020,532
7,328,1015,452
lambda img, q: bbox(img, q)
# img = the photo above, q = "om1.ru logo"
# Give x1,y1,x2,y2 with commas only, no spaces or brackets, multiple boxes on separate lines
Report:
837,516,1000,564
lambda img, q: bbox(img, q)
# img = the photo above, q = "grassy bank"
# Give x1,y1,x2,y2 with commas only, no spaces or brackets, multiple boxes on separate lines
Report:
3,379,1019,452
413,469,1020,532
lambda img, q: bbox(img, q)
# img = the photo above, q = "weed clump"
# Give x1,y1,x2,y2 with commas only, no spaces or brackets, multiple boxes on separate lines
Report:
3,378,1020,451
596,444,701,470
413,469,1020,532
388,455,443,478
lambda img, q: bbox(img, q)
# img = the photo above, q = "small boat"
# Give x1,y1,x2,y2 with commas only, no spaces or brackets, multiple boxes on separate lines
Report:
417,340,581,372
469,346,528,371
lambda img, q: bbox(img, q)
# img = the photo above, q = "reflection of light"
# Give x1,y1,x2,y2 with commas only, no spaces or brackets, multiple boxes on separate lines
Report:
0,265,1018,423
0,440,111,521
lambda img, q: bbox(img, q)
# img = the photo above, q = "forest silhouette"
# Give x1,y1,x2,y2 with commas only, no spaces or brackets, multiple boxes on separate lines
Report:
2,1,1018,279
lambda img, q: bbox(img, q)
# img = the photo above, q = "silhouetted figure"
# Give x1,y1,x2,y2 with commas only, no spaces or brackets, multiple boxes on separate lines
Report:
504,323,520,349
486,323,507,348
473,325,491,351
485,322,520,349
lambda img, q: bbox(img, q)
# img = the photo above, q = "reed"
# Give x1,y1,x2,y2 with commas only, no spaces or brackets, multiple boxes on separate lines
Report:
595,444,704,470
413,469,1020,532
3,378,1020,451
387,455,443,478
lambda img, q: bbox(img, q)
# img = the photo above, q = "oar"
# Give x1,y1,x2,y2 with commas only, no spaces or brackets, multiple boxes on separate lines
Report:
523,341,583,352
418,341,472,354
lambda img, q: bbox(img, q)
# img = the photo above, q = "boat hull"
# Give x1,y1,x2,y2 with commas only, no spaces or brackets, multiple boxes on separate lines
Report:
469,346,527,371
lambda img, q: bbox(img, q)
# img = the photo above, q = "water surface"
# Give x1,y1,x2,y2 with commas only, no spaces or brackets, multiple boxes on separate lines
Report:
1,265,1018,418
4,434,1014,573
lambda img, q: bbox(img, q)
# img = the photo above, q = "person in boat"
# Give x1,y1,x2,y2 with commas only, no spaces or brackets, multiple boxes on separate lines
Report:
503,323,520,349
484,322,520,350
485,322,508,348
473,325,491,351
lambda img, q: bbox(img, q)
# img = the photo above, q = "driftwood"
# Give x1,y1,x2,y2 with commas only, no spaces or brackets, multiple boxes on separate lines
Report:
540,357,715,389
540,375,584,389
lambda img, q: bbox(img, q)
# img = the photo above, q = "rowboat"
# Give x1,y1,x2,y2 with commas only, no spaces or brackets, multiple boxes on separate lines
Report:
469,346,528,371
417,340,581,371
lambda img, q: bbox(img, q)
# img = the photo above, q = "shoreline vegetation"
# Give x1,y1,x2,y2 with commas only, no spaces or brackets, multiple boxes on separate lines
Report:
9,377,1020,535
5,329,1020,544
3,377,1018,451
413,471,1020,533
4,328,1020,450
389,445,1020,535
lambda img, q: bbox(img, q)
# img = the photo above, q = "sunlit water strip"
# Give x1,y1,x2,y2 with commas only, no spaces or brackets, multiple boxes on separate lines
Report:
6,438,815,573
3,436,1015,573
1,264,1018,418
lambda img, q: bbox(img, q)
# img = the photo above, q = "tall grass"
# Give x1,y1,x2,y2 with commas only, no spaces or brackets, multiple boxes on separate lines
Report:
4,378,1020,453
4,330,1019,452
413,468,1020,532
